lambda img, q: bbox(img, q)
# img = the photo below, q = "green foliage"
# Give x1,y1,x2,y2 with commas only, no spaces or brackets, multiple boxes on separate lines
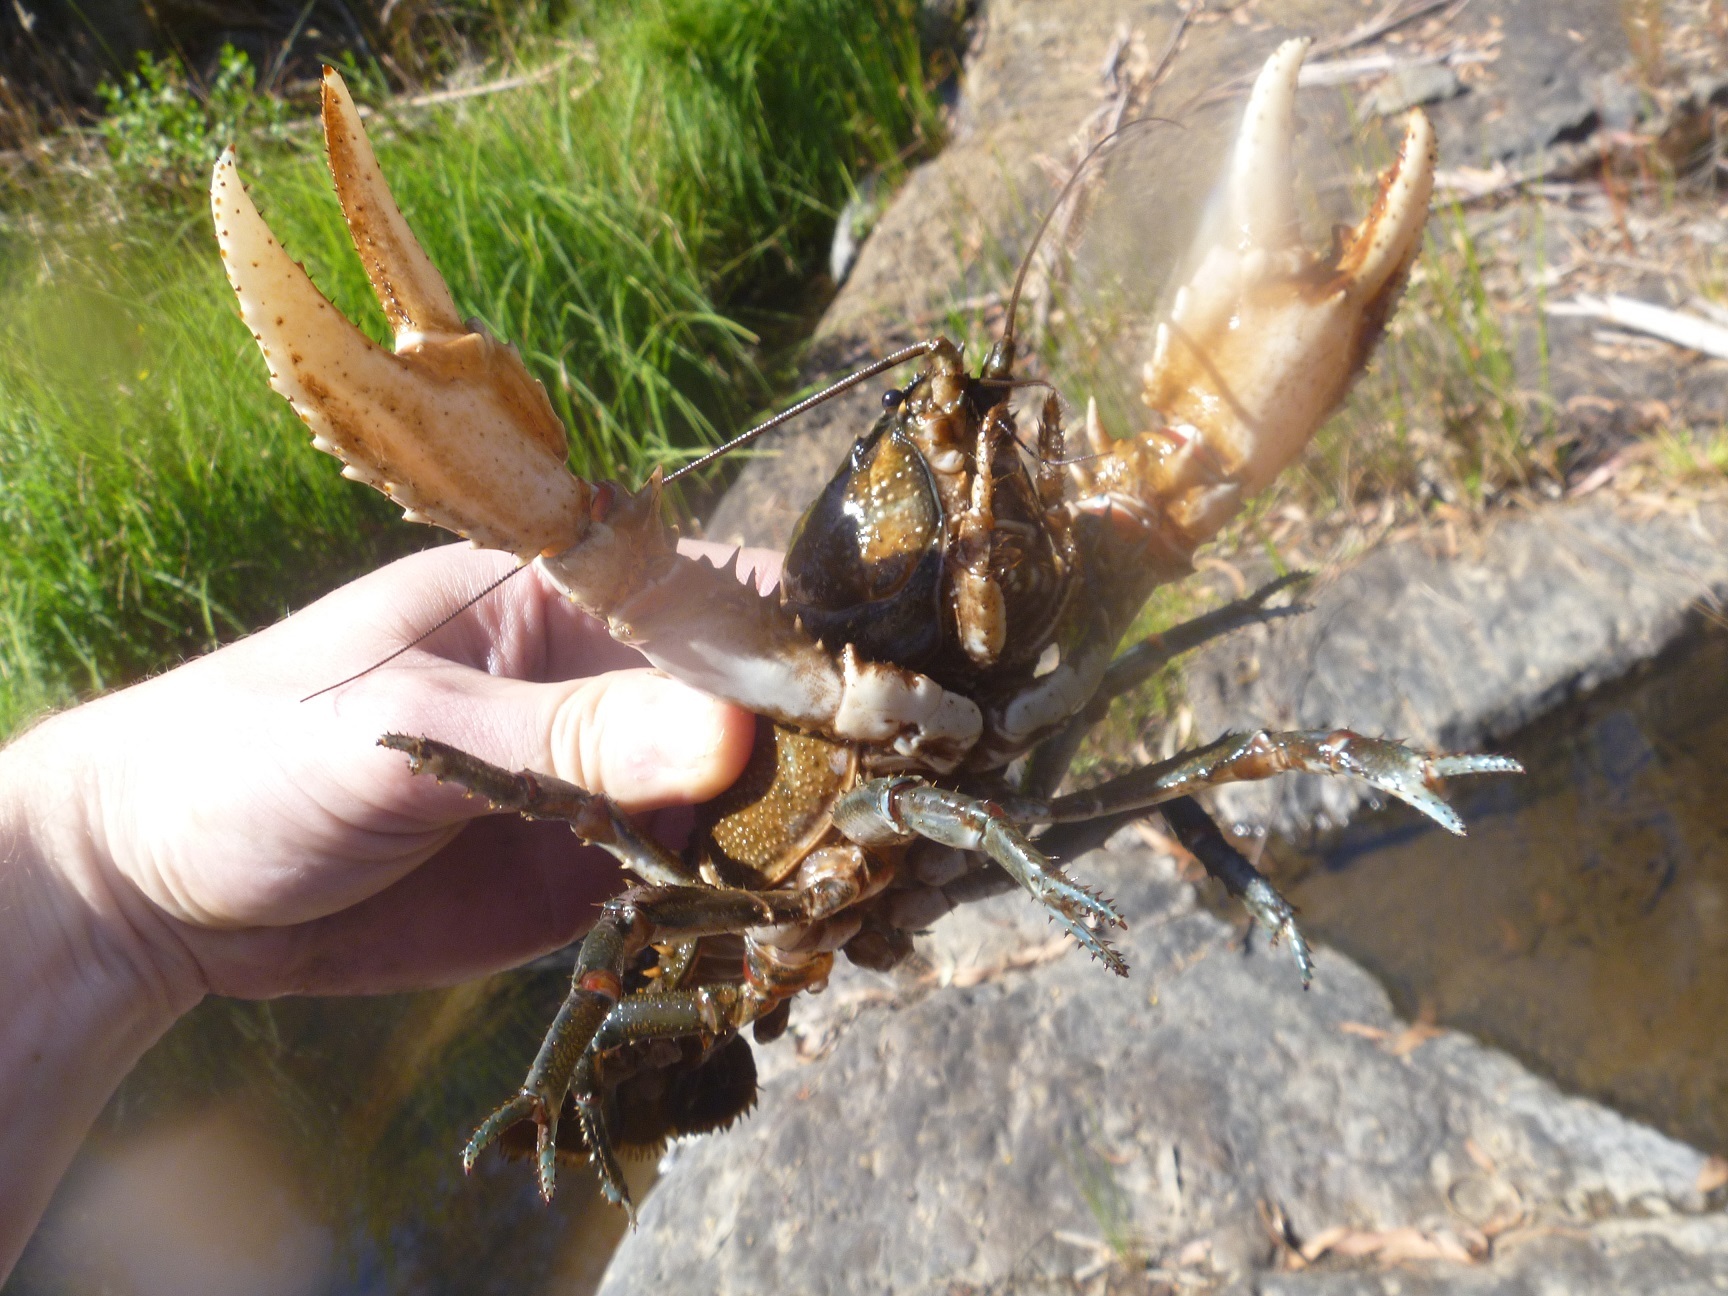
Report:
1,0,939,735
96,46,289,192
0,214,412,735
1301,202,1556,519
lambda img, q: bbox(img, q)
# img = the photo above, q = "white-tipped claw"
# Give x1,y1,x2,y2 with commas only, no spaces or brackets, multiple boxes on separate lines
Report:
1118,41,1438,554
1227,37,1308,250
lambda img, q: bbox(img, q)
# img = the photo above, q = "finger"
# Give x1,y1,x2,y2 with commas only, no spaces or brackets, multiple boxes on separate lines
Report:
186,814,622,997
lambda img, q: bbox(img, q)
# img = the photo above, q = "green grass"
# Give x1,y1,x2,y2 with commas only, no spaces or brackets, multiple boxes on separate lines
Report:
1291,205,1556,522
0,0,938,736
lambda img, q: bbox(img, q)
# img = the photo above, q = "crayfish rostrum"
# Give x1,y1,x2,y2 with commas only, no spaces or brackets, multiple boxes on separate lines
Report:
211,39,1520,1214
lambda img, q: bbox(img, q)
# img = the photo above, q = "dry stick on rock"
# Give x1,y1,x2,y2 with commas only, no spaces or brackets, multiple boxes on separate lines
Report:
1547,294,1728,362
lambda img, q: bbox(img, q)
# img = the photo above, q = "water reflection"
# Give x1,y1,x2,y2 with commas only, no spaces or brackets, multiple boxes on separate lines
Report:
1269,617,1728,1155
9,967,650,1295
31,1105,334,1296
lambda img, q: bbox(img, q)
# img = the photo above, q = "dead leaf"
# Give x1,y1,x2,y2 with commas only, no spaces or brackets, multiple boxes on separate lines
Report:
1301,1225,1482,1265
1338,1017,1444,1056
1339,1021,1389,1042
938,935,1073,989
1698,1155,1728,1194
1388,1019,1446,1057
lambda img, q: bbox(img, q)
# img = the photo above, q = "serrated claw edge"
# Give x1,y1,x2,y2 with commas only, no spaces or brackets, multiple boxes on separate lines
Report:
211,71,592,559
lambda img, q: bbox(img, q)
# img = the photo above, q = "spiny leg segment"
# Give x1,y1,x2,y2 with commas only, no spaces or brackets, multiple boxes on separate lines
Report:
1012,729,1521,835
1159,794,1314,985
832,778,1129,975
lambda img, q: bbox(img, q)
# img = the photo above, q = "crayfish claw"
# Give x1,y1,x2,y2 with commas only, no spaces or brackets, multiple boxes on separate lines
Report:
1224,37,1307,251
1095,40,1437,563
1432,753,1526,779
1242,876,1313,988
1312,733,1522,836
212,73,592,560
319,69,464,338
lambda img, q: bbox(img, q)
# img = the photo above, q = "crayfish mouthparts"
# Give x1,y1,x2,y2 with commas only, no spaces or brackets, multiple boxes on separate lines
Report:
213,40,1522,1216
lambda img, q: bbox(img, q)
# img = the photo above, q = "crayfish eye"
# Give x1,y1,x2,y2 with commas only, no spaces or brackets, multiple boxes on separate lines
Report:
881,387,905,412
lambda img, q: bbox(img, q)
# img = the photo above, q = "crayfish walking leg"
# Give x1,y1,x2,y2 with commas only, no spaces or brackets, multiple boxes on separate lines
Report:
462,884,805,1202
380,734,701,885
1017,730,1523,836
384,733,873,1204
1158,795,1314,983
833,779,1129,974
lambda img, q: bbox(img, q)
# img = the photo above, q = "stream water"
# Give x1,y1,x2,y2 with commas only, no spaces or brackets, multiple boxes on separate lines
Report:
1267,616,1728,1157
7,967,651,1296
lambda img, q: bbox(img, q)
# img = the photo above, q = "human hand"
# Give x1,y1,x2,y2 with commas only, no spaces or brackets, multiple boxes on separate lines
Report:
2,540,778,1010
0,538,780,1270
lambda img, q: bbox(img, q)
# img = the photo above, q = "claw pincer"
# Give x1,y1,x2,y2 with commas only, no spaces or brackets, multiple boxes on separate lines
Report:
217,45,1518,1212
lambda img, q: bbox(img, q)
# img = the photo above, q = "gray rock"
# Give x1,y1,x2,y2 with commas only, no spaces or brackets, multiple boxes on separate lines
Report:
1367,63,1464,118
601,842,1725,1295
658,4,1728,1293
1186,497,1728,838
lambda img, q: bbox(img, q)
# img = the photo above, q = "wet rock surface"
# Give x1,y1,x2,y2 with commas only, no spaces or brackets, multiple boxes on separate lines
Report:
633,0,1728,1291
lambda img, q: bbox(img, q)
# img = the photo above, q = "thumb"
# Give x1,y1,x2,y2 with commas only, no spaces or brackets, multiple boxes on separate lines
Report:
368,665,757,814
543,668,757,810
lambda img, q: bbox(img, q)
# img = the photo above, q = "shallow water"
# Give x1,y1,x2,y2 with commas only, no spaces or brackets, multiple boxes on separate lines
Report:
8,968,650,1296
1267,617,1728,1155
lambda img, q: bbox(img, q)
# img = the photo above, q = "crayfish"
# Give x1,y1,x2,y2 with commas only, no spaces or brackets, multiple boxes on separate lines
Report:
211,39,1520,1215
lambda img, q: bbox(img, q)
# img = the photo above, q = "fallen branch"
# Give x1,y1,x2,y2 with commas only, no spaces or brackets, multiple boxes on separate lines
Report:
1547,295,1728,361
1185,0,1462,110
1303,47,1488,88
379,51,591,113
1298,1224,1485,1266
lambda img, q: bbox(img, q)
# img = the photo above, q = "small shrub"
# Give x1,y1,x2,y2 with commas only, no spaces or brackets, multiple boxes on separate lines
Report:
97,46,288,192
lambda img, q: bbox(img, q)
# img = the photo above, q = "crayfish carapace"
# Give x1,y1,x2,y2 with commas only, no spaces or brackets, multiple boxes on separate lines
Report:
211,39,1520,1214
